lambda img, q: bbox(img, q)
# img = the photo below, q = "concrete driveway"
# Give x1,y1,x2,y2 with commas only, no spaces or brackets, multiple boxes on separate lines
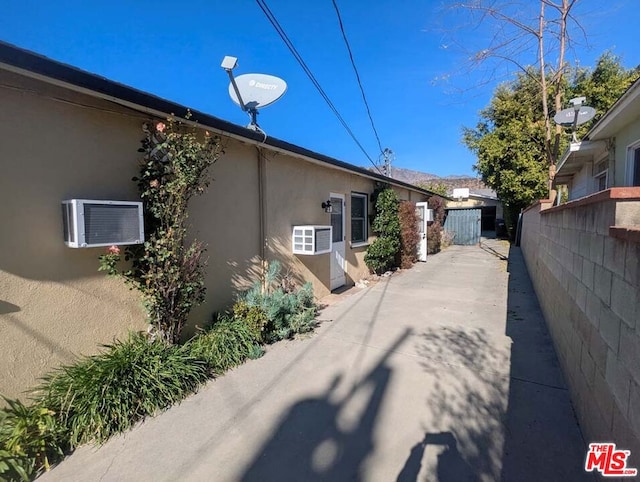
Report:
39,241,590,482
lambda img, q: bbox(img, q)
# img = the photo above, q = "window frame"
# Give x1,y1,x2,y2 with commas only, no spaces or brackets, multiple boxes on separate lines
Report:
626,140,640,187
350,192,369,247
593,157,609,193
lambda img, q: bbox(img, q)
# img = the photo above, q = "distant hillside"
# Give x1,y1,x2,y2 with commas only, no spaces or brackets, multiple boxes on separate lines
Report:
373,166,488,195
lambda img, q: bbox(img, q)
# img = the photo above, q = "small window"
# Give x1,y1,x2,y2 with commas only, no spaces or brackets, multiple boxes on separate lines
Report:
594,159,608,192
351,193,368,244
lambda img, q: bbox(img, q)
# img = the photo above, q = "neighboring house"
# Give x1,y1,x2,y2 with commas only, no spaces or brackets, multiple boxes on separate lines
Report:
442,188,504,244
556,77,640,200
0,41,434,399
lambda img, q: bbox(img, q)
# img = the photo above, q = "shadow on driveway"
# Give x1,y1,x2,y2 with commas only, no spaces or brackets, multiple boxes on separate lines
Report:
241,329,411,481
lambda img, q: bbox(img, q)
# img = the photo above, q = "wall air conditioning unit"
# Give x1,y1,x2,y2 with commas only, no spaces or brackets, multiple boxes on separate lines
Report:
62,199,144,248
292,225,332,255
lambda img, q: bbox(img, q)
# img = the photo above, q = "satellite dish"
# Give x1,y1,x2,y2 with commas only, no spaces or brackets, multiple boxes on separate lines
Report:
228,73,287,110
553,106,596,126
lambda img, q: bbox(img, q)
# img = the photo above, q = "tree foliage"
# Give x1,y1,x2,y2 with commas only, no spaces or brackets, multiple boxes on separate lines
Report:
463,53,639,230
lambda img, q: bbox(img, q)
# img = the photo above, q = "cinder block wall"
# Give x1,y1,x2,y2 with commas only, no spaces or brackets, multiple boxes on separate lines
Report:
521,189,640,456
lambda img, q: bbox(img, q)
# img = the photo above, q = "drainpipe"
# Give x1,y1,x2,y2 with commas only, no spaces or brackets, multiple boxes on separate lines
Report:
257,146,268,291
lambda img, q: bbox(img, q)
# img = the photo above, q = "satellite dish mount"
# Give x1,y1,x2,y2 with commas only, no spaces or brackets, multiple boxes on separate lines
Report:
553,96,596,143
220,56,287,132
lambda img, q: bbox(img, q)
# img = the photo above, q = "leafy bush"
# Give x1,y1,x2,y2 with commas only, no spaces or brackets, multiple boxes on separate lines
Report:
0,398,66,481
399,201,419,268
35,333,209,447
186,318,263,375
427,195,446,254
99,117,223,344
364,237,399,274
232,301,269,343
238,261,317,343
365,188,401,274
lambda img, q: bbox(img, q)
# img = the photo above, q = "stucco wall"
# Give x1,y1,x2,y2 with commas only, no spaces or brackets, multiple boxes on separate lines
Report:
1,69,429,398
263,152,427,298
0,70,148,399
521,188,640,456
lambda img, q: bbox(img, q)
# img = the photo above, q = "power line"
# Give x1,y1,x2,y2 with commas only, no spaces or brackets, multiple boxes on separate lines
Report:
255,0,383,174
330,0,385,156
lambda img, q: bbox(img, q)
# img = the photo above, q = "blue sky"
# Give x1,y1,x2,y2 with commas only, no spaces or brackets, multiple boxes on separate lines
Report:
1,1,638,176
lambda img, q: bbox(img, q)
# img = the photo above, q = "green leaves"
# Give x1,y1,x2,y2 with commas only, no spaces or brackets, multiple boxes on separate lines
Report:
465,53,639,229
99,117,222,344
235,262,317,343
365,188,402,274
0,397,67,481
35,333,209,448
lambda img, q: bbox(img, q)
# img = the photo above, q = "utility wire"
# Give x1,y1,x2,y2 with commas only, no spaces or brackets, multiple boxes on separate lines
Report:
255,0,383,174
331,0,384,156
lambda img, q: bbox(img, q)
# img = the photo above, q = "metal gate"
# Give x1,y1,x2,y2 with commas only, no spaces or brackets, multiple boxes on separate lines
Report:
444,209,481,245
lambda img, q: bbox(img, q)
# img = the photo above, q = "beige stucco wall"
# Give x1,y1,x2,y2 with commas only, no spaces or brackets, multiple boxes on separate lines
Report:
0,68,428,399
263,152,427,298
0,70,148,399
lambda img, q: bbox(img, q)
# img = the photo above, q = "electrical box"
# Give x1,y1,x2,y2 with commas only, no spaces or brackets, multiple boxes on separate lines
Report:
292,225,332,255
62,199,144,248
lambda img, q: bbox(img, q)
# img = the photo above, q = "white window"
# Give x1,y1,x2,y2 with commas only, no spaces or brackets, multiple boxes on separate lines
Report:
626,141,640,187
350,193,368,245
593,159,608,192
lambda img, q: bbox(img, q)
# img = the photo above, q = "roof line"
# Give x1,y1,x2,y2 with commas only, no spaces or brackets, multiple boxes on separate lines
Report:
0,40,440,198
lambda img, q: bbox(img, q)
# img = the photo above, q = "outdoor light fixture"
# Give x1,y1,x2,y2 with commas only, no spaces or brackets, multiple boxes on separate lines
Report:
321,200,332,213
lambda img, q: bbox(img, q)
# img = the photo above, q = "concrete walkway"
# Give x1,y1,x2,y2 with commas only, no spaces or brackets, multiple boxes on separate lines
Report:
40,242,591,482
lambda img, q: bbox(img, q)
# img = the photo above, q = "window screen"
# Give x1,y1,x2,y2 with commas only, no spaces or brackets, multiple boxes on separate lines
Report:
351,193,367,243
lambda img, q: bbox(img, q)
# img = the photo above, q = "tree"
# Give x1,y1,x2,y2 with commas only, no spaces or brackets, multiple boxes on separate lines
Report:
463,53,639,233
443,0,581,194
417,181,448,197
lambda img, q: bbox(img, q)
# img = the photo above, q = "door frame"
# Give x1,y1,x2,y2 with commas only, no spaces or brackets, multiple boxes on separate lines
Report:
416,202,428,262
330,192,346,290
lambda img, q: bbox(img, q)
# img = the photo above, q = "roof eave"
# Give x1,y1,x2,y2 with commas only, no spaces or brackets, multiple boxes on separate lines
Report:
0,40,437,198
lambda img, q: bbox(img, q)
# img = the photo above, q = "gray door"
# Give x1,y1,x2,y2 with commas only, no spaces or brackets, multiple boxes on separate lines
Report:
444,209,481,245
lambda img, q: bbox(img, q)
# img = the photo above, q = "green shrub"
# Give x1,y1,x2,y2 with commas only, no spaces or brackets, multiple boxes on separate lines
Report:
364,237,399,274
35,333,209,447
427,195,446,254
238,261,317,343
399,201,419,268
232,301,269,343
365,188,401,274
0,398,66,481
186,318,263,375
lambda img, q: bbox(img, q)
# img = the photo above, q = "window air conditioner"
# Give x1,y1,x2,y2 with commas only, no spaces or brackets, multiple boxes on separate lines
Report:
292,225,332,255
62,199,145,248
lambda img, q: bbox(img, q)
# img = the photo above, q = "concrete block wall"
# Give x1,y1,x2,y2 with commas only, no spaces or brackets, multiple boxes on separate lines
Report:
521,188,640,457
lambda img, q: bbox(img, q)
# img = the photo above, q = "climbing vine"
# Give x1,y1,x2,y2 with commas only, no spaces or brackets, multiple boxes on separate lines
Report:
99,115,223,344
